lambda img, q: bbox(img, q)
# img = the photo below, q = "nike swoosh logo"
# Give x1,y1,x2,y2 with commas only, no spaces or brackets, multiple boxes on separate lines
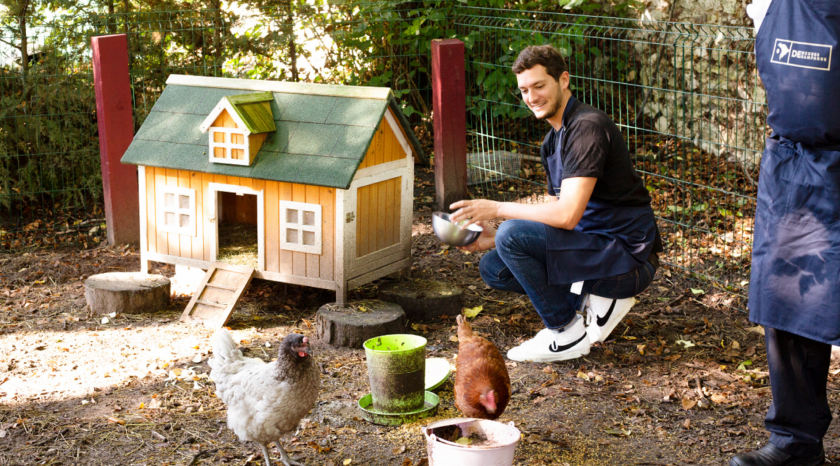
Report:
596,299,617,327
548,333,587,353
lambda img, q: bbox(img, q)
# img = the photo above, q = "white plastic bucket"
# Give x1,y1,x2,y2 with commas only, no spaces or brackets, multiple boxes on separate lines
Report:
421,417,521,466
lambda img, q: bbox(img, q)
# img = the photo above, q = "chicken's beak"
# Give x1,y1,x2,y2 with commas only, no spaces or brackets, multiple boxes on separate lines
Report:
292,342,310,358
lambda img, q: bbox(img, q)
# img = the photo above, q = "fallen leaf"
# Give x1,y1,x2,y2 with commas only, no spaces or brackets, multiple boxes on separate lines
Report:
107,417,126,426
731,341,740,350
577,371,590,381
675,339,695,349
463,306,483,319
449,335,458,342
690,288,705,295
455,437,472,445
636,344,646,355
711,394,728,404
392,445,406,455
683,419,691,429
737,360,753,371
192,353,203,363
343,459,352,465
604,428,631,437
747,326,765,336
682,398,697,410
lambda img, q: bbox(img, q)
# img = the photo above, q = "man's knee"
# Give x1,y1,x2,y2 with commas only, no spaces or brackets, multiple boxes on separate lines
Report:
479,249,503,283
495,219,528,253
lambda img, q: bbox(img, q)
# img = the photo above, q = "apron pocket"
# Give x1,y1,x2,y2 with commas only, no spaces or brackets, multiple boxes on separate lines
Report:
784,147,840,225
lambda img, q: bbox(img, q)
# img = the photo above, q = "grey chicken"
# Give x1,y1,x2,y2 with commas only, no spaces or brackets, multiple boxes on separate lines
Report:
209,329,319,466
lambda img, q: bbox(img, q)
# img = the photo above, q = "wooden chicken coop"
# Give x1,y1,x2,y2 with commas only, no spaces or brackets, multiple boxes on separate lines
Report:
120,75,426,327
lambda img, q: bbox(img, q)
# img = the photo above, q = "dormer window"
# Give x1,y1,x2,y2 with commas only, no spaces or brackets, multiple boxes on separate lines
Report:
210,128,249,165
199,92,276,167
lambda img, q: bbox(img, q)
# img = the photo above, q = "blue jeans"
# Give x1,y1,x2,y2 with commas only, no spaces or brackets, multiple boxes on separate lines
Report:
479,220,657,329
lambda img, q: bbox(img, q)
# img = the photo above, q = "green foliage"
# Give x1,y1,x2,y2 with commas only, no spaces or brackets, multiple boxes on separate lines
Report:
0,0,648,241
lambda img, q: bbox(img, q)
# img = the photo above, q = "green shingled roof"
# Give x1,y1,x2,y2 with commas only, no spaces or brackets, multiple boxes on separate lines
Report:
226,92,276,134
122,76,427,189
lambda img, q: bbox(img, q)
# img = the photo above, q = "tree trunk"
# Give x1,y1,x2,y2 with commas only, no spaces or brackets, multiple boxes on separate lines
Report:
213,0,222,72
107,0,115,34
19,12,28,77
288,4,297,82
122,0,132,65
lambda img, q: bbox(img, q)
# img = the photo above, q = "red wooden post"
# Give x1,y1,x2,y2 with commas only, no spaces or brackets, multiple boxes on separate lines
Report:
431,39,467,212
91,34,139,246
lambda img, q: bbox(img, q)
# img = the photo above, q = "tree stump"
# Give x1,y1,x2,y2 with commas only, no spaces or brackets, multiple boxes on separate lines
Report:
377,279,463,322
84,272,170,315
316,300,406,348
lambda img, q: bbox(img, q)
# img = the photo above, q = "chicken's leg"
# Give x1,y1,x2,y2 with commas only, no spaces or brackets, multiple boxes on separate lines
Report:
276,442,304,466
258,443,273,466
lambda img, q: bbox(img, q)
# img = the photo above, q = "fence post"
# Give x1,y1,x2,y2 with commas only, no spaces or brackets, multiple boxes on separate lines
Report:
431,39,467,212
91,34,139,246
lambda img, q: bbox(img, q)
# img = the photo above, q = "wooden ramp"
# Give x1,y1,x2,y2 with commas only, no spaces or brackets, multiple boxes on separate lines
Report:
179,262,254,328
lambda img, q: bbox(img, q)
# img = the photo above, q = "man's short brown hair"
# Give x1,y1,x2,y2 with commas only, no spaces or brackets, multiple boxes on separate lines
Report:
511,45,568,81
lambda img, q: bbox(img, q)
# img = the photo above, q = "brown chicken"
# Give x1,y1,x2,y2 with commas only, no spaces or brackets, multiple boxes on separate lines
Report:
454,315,511,420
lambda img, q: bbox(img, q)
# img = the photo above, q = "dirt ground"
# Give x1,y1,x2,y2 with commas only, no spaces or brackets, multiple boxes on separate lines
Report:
3,166,840,466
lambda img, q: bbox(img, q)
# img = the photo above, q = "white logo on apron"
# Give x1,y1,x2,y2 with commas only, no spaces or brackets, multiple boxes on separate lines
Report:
771,38,832,71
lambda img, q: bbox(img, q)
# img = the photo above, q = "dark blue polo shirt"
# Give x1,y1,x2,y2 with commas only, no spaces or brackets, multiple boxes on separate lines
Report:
539,96,663,284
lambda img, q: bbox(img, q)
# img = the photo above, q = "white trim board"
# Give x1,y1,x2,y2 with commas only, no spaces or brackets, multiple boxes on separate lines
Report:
254,270,336,290
167,75,392,100
353,157,411,182
384,108,412,161
334,188,347,306
208,182,265,271
200,100,252,135
138,166,149,274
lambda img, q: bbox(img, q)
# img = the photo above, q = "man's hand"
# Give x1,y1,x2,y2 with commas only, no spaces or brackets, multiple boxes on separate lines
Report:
449,199,502,228
447,176,595,230
457,221,496,253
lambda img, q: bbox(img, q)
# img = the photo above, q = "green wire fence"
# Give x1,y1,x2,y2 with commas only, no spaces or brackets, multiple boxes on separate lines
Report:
0,4,763,308
458,7,763,307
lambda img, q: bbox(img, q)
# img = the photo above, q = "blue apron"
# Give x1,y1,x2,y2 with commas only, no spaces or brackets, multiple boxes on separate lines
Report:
749,0,840,344
755,0,840,148
543,97,660,286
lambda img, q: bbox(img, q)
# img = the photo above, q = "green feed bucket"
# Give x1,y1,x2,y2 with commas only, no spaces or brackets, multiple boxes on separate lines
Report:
364,334,427,413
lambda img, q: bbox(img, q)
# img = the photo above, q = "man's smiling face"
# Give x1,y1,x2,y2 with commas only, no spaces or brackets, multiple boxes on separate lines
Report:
516,64,566,121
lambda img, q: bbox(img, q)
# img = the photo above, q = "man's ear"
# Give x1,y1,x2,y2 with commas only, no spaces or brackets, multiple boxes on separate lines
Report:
559,71,570,90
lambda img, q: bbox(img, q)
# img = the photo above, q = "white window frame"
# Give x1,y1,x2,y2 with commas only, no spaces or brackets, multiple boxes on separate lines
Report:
159,186,196,237
280,201,322,255
209,127,250,166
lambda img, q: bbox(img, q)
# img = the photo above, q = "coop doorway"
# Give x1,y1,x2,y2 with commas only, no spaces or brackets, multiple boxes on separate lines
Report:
209,183,264,270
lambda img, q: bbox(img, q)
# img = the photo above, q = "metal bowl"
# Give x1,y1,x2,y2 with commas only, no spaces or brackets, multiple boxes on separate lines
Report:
432,212,483,247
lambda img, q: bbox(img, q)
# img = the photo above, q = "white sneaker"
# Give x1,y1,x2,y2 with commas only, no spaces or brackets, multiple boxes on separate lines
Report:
507,315,590,362
583,295,636,343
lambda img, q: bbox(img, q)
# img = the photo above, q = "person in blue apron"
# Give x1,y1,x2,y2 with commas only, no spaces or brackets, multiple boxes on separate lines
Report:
731,2,840,465
449,45,663,363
